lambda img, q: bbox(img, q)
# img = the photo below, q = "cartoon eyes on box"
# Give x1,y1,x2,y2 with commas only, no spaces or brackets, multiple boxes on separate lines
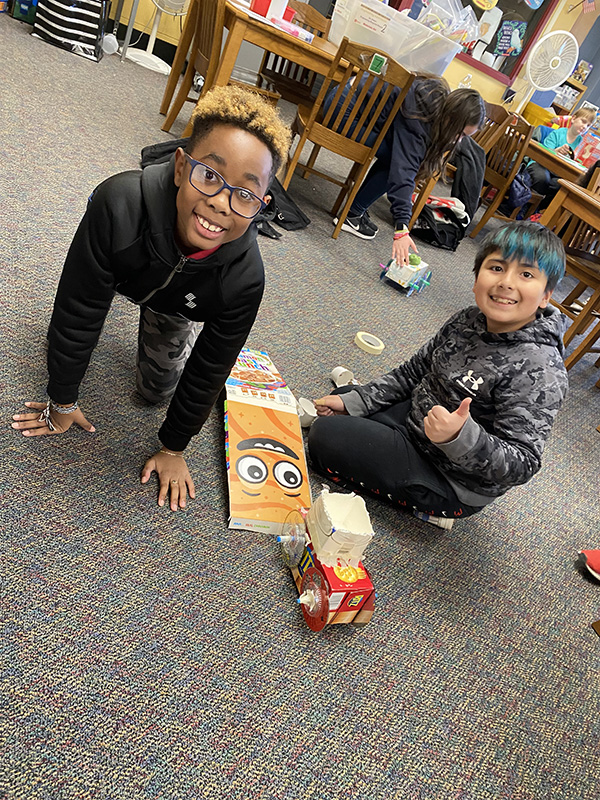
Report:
235,439,304,497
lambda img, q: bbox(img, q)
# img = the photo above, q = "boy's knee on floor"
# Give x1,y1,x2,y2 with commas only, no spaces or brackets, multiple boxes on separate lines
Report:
135,376,171,406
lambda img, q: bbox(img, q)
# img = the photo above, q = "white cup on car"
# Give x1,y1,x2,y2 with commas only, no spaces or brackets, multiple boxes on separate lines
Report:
331,366,356,387
297,397,318,428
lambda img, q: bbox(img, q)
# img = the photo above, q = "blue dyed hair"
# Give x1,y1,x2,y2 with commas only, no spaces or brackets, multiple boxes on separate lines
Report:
473,222,565,291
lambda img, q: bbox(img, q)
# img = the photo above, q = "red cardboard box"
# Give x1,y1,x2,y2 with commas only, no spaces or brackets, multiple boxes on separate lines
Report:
291,541,375,630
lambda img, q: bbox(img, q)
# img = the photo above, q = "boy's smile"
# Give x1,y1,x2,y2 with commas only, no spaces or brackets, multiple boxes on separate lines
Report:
473,251,552,333
173,125,273,253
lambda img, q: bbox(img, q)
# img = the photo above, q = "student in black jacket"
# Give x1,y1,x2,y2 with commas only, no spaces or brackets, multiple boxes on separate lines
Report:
11,86,291,512
331,76,484,266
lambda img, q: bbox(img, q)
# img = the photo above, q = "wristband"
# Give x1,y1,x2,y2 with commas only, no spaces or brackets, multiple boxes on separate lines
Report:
50,399,79,414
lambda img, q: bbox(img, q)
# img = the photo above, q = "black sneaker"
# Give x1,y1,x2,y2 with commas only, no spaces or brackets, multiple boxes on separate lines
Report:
335,213,377,240
362,210,379,233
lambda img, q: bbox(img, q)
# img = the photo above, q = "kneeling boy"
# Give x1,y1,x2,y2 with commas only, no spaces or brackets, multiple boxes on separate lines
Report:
12,86,291,512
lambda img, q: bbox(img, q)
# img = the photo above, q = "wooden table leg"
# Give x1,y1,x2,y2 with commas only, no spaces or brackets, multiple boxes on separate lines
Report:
539,188,567,230
159,0,198,116
209,19,248,89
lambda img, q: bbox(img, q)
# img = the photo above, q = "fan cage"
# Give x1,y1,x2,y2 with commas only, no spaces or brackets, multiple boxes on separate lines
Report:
526,30,579,92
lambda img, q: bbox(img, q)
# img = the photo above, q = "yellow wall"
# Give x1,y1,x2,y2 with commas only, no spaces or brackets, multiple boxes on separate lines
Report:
119,0,187,47
442,0,600,106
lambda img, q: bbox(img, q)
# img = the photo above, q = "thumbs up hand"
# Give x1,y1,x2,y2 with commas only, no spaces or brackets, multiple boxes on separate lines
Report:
424,397,472,444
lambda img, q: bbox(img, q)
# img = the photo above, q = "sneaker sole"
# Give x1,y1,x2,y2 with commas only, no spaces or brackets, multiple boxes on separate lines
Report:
339,221,376,240
413,511,455,530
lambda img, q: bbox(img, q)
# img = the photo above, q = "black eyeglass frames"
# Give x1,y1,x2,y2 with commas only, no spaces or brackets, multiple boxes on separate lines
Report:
184,154,267,219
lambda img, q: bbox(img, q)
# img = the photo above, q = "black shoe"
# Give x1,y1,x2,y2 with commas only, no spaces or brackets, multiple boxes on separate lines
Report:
362,210,379,233
335,213,377,240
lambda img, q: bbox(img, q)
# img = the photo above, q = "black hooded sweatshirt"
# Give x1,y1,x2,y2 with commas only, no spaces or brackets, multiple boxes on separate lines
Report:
46,156,265,451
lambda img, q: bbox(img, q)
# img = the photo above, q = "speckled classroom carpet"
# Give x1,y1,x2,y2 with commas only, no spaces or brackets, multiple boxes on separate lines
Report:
1,14,600,800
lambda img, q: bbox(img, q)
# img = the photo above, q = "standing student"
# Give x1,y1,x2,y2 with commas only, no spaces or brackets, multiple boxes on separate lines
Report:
308,222,568,529
11,86,291,512
330,75,485,265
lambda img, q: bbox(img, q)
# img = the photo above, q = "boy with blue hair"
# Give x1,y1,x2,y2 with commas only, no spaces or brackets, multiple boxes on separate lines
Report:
309,221,568,529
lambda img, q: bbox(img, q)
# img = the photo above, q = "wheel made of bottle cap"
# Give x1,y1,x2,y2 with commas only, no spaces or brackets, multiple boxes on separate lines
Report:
277,509,307,568
298,567,329,631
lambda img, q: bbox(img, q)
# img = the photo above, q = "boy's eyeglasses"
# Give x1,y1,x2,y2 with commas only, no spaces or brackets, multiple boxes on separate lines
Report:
184,154,267,219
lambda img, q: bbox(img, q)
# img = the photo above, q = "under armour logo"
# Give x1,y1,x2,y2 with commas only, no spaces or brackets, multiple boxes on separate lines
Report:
185,293,197,309
461,370,483,391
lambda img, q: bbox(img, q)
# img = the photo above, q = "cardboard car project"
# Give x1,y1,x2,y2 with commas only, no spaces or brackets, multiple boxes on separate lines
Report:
224,348,311,534
380,256,431,295
279,487,376,631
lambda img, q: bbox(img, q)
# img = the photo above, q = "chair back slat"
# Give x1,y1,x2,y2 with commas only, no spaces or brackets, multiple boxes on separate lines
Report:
194,0,226,91
282,37,415,231
485,114,532,183
473,102,511,154
317,39,414,154
288,0,331,35
339,72,378,139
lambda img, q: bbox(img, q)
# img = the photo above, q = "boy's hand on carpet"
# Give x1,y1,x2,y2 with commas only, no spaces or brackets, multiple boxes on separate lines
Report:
314,395,348,416
11,401,95,436
424,397,471,444
141,450,196,511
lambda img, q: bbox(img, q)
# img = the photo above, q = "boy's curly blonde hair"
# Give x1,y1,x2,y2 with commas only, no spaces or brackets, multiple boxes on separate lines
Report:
188,85,291,180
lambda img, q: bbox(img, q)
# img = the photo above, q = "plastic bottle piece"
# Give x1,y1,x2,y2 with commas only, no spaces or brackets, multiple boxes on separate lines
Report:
298,590,317,611
458,73,472,89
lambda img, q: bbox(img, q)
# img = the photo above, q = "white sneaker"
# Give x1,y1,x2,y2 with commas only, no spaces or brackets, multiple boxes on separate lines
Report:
413,511,455,530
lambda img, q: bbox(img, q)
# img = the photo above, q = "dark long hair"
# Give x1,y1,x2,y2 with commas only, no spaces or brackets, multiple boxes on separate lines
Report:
406,76,485,182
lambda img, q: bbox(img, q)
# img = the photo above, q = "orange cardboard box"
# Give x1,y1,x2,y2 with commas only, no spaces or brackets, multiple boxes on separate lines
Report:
225,348,311,534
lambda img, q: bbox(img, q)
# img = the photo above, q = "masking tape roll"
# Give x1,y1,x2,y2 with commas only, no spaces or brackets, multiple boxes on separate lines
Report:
355,331,385,355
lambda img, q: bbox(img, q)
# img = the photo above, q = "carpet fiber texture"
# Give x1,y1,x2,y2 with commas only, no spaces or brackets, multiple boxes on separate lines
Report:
1,15,600,800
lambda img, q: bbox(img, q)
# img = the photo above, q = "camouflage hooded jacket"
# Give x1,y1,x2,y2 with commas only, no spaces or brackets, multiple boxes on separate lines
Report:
342,306,568,505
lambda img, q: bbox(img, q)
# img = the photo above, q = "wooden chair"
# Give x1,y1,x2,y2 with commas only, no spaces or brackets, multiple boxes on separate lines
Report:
409,101,511,228
469,114,534,238
161,0,279,135
258,0,331,107
282,38,414,239
159,0,199,117
539,172,600,375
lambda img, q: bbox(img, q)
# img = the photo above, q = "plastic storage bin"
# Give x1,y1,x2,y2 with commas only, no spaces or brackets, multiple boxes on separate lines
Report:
329,0,460,76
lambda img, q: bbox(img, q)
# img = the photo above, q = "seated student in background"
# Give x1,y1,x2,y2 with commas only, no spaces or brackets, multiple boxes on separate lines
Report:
11,86,291,512
526,107,596,209
327,74,485,266
308,222,568,529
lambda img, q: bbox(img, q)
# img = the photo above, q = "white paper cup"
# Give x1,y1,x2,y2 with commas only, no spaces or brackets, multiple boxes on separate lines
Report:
297,397,317,428
330,366,355,387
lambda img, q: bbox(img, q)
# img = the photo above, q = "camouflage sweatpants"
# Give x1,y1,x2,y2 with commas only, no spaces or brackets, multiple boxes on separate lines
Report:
136,308,203,404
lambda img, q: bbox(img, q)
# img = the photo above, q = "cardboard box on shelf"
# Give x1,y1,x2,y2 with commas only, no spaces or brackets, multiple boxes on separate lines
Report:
576,131,600,169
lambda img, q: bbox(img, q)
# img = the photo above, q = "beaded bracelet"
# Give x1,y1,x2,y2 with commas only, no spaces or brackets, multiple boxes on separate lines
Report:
160,448,184,457
50,399,79,414
393,225,410,240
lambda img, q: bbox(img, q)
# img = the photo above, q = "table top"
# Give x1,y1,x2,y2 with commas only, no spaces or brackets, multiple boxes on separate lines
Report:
526,140,587,182
539,178,600,230
226,0,339,59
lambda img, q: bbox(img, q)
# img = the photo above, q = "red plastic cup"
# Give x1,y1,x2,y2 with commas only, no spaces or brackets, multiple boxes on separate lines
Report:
250,0,270,15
